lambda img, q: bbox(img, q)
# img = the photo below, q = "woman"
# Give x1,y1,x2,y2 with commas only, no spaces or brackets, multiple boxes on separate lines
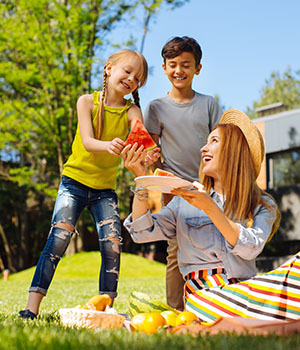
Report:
122,109,300,322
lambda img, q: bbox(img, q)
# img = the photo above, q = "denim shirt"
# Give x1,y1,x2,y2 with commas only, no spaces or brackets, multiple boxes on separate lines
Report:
124,191,277,280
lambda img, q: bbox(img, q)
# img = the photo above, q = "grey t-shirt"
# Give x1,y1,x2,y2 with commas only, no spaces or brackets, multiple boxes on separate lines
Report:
144,92,223,182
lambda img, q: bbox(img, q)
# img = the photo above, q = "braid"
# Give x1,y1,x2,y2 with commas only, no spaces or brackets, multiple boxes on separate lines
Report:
96,67,107,139
132,89,140,108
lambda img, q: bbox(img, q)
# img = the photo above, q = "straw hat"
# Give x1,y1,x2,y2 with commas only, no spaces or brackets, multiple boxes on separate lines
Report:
220,109,265,178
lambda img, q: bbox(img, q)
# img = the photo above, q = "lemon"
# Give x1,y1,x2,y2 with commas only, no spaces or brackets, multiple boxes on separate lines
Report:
175,311,198,326
130,313,147,331
160,310,178,327
86,294,112,311
143,312,166,334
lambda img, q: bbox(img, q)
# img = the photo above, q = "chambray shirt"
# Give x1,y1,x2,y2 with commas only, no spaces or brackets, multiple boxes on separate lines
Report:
124,191,277,280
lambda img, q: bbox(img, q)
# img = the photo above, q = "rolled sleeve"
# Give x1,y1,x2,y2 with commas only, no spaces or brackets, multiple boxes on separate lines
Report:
124,210,154,240
226,201,276,260
123,203,177,244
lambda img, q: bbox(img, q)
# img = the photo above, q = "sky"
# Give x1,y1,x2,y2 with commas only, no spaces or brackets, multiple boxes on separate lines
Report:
111,0,300,114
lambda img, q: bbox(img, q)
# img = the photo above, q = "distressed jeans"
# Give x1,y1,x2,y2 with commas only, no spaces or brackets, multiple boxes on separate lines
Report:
29,175,121,298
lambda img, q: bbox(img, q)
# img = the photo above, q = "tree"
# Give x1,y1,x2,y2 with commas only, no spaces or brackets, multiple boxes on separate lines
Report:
246,67,300,118
138,0,187,53
0,0,187,271
0,0,136,179
0,0,139,271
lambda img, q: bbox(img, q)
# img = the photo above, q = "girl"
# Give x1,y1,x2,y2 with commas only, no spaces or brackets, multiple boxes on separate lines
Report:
122,109,299,322
19,49,159,319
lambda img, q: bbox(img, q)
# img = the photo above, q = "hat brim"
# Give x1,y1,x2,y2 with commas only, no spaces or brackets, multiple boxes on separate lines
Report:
220,109,265,177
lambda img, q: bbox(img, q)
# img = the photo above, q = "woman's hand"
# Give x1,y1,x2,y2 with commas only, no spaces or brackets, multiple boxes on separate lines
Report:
171,181,213,211
121,143,147,177
106,138,125,156
144,147,161,167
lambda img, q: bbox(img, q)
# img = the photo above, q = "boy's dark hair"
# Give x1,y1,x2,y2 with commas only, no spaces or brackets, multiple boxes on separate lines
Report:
161,36,202,66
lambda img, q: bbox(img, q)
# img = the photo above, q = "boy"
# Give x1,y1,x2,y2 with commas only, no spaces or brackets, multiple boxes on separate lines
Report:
144,36,222,310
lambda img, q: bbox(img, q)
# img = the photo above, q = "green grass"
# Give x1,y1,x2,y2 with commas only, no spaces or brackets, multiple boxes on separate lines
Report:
1,252,299,349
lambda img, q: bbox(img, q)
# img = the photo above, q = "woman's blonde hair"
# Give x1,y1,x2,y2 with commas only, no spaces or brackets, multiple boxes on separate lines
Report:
200,124,280,240
96,49,148,139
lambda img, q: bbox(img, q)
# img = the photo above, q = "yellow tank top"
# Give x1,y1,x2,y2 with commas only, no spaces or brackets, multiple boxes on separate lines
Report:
63,91,132,190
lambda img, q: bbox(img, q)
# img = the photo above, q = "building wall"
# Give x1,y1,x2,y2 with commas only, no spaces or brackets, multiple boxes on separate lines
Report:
254,108,300,270
254,108,300,154
255,121,267,190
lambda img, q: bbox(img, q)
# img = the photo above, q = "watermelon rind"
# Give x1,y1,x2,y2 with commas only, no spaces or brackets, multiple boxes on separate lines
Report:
153,169,175,177
128,291,177,317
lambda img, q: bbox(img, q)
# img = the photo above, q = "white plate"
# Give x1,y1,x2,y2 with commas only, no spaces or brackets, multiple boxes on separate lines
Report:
135,175,193,194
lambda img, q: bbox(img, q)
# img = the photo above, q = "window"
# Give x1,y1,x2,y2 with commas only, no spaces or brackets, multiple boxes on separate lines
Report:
267,148,300,188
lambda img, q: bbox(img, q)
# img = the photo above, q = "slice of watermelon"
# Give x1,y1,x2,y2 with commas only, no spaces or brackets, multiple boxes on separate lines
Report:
125,120,157,151
153,169,176,177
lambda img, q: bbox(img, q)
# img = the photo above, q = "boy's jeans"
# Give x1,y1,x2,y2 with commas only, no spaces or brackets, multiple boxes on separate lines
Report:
29,176,121,298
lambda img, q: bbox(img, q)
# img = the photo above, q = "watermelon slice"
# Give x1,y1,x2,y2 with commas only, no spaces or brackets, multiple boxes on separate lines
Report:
153,169,176,177
125,120,157,151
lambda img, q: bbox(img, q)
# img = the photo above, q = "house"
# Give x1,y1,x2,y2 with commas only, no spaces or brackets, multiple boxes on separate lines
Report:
254,103,300,190
254,104,300,270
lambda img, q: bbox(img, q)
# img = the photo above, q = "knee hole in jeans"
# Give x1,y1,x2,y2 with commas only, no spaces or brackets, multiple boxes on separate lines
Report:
49,222,76,241
98,218,122,254
53,222,74,232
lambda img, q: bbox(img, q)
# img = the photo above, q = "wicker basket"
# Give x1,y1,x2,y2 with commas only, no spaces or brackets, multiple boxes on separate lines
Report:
59,308,125,330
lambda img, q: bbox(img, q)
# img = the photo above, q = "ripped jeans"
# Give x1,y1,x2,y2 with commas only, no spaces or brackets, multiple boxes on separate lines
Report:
29,175,121,298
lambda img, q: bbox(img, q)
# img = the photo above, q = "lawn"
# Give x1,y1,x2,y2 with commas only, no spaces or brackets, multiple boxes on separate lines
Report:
1,252,299,349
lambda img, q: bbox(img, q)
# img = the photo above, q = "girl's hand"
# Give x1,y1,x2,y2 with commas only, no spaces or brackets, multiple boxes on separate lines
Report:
171,181,213,211
106,138,125,156
121,143,147,177
144,147,161,167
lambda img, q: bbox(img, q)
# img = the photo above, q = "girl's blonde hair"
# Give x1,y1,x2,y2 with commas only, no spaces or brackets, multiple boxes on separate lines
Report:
96,49,148,139
200,124,280,240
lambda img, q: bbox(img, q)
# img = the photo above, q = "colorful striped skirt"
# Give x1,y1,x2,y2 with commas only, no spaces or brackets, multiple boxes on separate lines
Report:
185,253,300,322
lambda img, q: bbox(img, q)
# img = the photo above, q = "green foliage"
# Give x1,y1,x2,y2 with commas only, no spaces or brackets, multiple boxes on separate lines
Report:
116,162,135,219
0,0,138,273
137,0,188,52
247,67,300,118
0,0,187,273
0,252,299,349
0,0,135,182
0,176,53,271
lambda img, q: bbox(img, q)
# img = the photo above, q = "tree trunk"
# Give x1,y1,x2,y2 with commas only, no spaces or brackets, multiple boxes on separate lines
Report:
0,223,16,272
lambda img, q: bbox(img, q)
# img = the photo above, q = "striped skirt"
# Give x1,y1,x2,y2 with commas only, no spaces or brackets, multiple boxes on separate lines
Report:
185,253,300,322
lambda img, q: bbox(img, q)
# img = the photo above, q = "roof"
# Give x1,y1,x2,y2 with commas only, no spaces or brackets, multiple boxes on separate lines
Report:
255,102,286,113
